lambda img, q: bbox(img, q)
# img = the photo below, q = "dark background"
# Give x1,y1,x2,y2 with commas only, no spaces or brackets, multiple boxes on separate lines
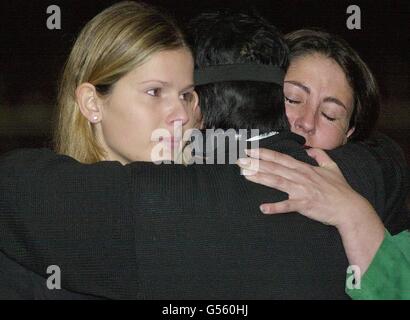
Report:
0,0,409,162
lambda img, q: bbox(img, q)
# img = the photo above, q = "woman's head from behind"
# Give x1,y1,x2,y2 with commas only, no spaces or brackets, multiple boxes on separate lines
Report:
284,29,380,149
55,1,198,164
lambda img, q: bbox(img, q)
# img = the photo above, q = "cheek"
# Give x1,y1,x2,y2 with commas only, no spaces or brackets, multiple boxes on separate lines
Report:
102,101,161,158
312,125,346,150
285,106,297,126
132,106,161,135
107,103,147,136
185,105,199,129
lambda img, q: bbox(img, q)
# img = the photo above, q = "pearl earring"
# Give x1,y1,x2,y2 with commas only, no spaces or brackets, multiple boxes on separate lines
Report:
92,115,98,122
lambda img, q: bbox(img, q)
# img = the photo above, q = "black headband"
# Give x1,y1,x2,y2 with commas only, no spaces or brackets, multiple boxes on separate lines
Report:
194,64,285,86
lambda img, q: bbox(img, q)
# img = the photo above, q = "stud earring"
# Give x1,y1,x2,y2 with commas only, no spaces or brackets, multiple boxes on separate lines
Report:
92,115,98,122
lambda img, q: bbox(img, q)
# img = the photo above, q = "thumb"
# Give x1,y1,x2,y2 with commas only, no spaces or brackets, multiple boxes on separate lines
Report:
306,148,335,168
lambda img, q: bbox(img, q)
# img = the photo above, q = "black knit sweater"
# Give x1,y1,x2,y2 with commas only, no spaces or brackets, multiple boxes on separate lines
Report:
0,132,408,299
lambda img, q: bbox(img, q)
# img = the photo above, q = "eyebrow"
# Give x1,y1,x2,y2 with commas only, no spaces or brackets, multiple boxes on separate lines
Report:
138,80,194,92
181,84,195,92
138,80,169,85
323,97,347,111
285,81,347,110
284,81,310,94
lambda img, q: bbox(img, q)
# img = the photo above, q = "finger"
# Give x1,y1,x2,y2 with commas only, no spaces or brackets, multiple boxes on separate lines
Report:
245,148,308,170
306,148,336,168
238,157,311,183
243,172,296,194
240,168,258,176
237,157,261,172
307,149,345,178
259,200,302,214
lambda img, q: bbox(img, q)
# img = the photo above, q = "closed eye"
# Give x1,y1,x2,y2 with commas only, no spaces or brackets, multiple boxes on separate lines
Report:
321,112,336,121
285,96,301,104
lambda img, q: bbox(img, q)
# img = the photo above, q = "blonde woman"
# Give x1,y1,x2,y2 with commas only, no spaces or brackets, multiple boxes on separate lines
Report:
54,1,199,165
0,1,201,299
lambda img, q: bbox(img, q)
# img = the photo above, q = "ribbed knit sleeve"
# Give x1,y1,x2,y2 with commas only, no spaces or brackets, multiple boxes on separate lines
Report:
0,148,139,299
328,132,409,234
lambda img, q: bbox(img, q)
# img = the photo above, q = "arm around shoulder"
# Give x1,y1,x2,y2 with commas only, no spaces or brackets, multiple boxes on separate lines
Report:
0,148,139,299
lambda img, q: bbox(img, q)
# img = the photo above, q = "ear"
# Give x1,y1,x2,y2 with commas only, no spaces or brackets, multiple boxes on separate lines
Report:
346,126,355,139
76,83,103,123
192,91,203,129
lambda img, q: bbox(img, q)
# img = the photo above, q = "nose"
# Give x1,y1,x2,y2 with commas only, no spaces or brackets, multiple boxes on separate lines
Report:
166,96,189,127
293,106,316,135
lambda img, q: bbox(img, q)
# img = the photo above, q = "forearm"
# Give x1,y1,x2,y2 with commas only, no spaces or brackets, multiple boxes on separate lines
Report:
336,195,385,275
0,148,139,298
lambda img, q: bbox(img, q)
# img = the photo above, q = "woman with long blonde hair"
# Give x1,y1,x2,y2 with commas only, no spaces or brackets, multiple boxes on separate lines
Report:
54,1,198,164
0,0,200,299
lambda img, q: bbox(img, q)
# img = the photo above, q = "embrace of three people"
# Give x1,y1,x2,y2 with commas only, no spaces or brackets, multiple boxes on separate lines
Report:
0,1,409,300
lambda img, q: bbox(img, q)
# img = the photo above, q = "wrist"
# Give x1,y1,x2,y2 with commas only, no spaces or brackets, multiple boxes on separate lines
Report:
335,197,385,274
335,195,375,234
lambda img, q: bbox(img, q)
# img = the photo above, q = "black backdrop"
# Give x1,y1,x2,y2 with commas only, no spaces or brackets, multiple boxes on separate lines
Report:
0,0,409,161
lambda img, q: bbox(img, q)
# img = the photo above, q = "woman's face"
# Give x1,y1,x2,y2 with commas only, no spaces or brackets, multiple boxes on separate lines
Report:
95,48,198,163
284,53,355,149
